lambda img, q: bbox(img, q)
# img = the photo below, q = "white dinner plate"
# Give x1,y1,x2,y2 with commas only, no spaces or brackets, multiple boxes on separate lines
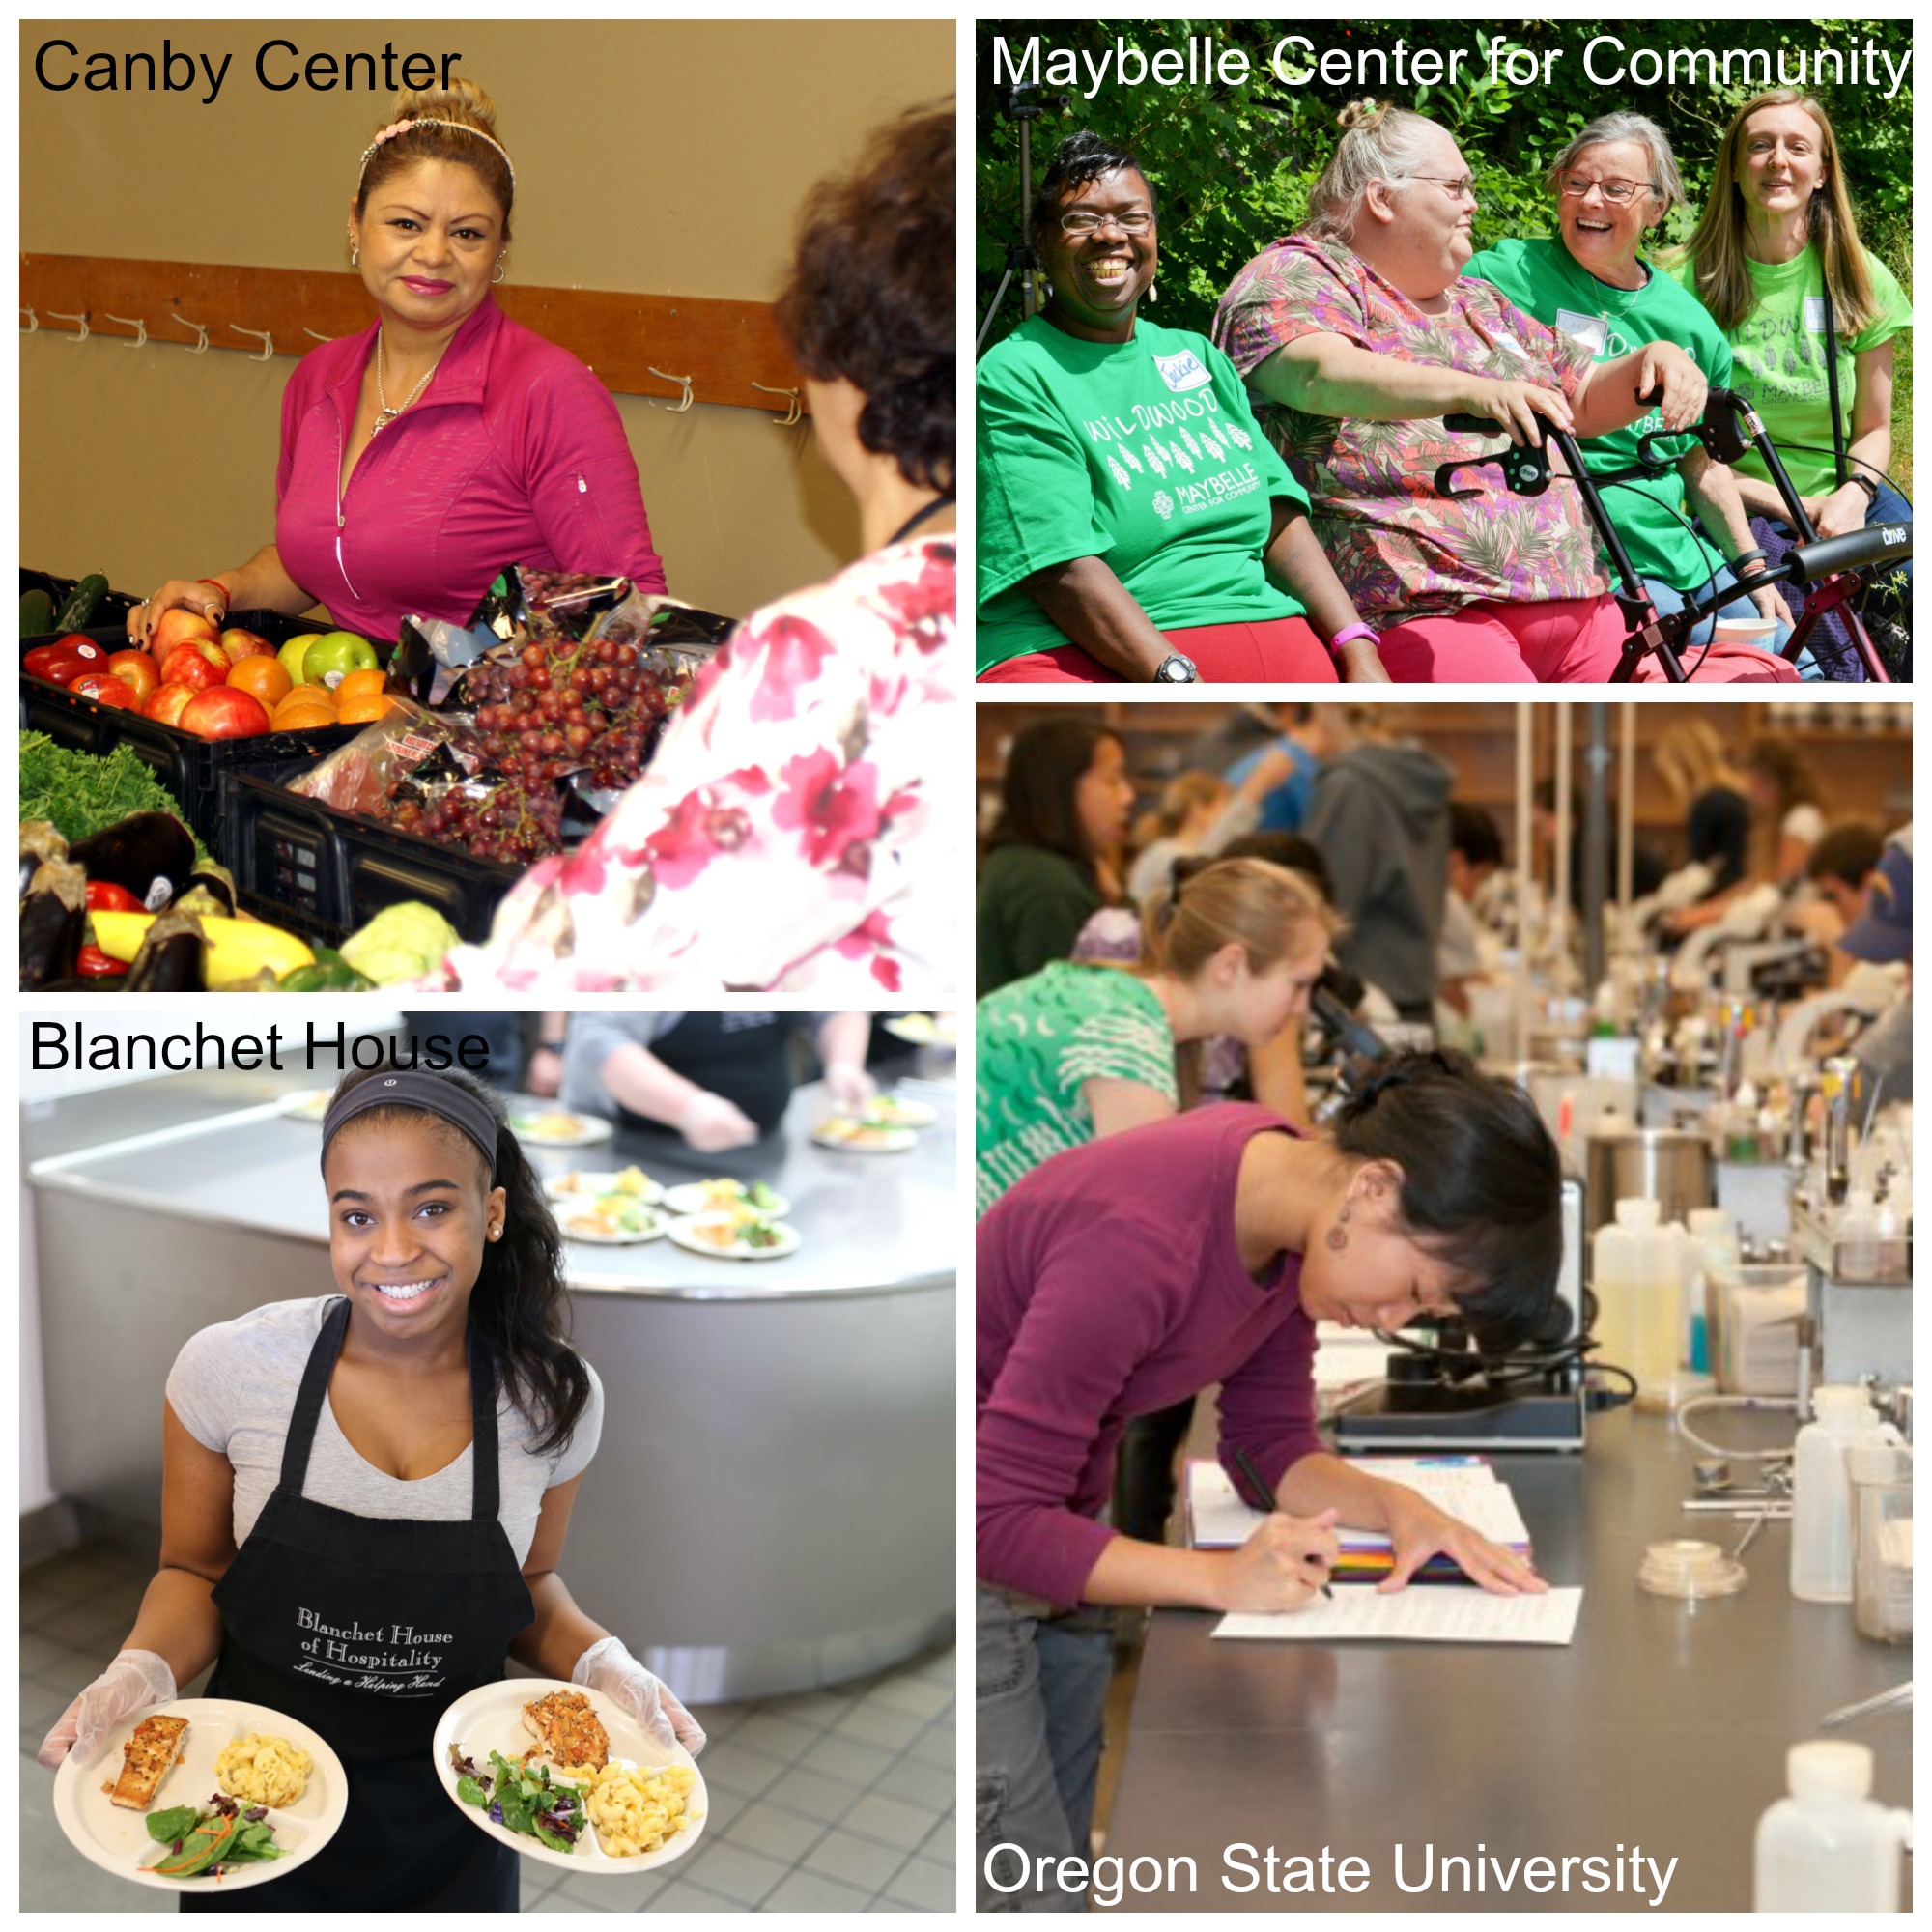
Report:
52,1697,348,1893
811,1119,918,1154
883,1012,956,1048
275,1089,333,1122
666,1213,804,1262
433,1680,706,1875
660,1181,791,1219
863,1094,938,1129
507,1110,614,1149
556,1208,668,1246
544,1170,668,1207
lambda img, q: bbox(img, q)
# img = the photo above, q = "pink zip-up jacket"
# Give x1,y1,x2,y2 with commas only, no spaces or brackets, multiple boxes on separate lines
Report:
274,295,665,641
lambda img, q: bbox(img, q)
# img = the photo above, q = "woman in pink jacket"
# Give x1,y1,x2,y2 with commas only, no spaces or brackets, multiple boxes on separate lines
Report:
129,79,663,647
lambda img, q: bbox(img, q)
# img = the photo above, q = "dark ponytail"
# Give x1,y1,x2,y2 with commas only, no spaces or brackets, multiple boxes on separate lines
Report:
327,1065,591,1458
1333,1049,1561,1344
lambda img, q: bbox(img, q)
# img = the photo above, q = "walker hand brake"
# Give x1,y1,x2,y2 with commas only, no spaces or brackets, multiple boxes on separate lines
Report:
1435,413,1554,498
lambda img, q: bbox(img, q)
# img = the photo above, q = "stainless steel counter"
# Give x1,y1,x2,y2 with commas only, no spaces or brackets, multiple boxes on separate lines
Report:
1103,1410,1910,1912
28,1072,957,1696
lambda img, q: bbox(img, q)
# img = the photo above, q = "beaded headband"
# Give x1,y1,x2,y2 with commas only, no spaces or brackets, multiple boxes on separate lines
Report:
359,118,517,198
321,1070,501,1181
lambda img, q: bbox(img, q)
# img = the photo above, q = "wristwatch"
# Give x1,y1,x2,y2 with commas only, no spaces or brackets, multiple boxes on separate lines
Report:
1847,474,1881,506
1152,653,1199,683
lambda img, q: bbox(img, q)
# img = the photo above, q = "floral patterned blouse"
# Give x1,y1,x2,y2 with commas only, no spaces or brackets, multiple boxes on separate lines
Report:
1213,236,1608,620
431,536,957,994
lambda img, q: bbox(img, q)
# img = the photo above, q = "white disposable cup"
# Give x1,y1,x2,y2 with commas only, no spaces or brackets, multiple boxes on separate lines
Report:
1713,616,1777,646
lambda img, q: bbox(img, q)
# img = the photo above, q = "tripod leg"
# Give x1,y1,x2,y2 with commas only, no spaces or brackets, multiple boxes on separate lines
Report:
976,268,1016,355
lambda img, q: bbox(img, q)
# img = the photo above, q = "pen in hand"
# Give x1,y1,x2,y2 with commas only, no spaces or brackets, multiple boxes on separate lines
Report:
1232,1446,1335,1600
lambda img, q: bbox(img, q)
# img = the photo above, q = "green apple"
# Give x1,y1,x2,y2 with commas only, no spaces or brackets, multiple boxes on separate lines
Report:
277,634,314,685
301,630,381,689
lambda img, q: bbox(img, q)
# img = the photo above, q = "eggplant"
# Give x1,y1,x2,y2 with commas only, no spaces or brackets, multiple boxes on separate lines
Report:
175,861,238,922
21,821,68,899
68,812,196,911
22,860,87,988
125,910,208,992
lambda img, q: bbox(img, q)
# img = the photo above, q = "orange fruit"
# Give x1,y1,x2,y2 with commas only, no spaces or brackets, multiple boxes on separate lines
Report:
272,692,337,728
335,668,389,704
227,656,294,708
336,693,397,725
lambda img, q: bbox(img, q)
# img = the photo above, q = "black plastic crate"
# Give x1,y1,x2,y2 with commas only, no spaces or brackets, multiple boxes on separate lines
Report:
19,566,142,633
19,613,357,844
221,764,523,948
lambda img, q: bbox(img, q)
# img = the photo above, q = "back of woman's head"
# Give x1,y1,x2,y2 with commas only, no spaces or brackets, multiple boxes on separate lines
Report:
776,102,954,492
1331,1049,1561,1345
1652,718,1731,802
1151,772,1227,839
1303,99,1443,244
989,719,1122,867
1745,737,1819,810
1142,856,1340,979
327,1063,587,1456
357,79,514,236
1220,831,1335,903
1681,88,1875,333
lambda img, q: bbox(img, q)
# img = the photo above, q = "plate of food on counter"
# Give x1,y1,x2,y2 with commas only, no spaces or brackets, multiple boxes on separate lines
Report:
508,1108,614,1149
811,1115,918,1154
883,1012,955,1049
666,1208,803,1261
434,1682,706,1875
660,1178,791,1219
858,1092,938,1130
544,1169,668,1244
53,1698,348,1892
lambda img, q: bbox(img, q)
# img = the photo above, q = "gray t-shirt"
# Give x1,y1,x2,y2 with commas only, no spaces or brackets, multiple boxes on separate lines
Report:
166,1298,604,1565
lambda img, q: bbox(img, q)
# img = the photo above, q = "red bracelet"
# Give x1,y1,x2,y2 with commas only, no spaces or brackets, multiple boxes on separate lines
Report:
197,579,231,607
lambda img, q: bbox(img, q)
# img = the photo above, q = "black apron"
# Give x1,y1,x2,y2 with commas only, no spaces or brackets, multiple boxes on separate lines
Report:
627,1011,793,1134
184,1297,534,1913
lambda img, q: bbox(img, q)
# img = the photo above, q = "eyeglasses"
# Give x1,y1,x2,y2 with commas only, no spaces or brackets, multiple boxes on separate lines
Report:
1059,210,1155,236
1412,175,1478,204
1558,174,1658,205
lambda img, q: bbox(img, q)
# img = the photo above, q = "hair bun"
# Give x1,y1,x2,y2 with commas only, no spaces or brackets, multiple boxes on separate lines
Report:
1337,98,1389,135
390,75,499,135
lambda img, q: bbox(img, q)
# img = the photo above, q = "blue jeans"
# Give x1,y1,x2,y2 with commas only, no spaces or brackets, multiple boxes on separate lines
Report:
1640,568,1814,676
976,1584,1114,1912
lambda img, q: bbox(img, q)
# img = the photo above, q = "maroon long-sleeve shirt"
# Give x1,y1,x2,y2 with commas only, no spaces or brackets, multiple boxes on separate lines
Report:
976,1103,1322,1607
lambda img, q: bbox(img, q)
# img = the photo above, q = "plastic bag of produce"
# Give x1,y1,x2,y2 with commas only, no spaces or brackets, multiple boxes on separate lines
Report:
288,698,488,816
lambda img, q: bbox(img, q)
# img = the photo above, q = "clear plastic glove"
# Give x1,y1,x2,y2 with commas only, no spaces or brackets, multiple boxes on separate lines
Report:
823,1060,876,1113
38,1648,177,1770
673,1090,759,1153
574,1634,706,1756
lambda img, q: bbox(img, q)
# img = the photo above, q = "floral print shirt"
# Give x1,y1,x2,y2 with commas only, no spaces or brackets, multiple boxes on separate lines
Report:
1213,236,1607,620
432,536,957,994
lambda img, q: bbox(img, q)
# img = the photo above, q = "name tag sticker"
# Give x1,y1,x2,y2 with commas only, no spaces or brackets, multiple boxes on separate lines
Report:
1555,308,1608,356
1151,349,1213,393
1804,297,1829,334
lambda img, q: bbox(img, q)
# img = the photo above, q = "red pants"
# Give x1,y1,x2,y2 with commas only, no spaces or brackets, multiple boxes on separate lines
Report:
978,615,1339,684
1375,596,1802,684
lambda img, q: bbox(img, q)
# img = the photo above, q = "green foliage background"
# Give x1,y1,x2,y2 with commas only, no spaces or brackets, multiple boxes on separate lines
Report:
977,19,1912,487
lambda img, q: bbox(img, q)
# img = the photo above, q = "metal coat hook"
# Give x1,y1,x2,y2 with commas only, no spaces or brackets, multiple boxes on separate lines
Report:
170,312,211,354
104,313,148,349
751,381,803,427
20,306,38,333
231,324,274,363
647,365,695,413
49,310,89,343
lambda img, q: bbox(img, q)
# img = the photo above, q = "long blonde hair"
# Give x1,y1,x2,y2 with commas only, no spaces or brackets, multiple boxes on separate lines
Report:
1678,89,1875,334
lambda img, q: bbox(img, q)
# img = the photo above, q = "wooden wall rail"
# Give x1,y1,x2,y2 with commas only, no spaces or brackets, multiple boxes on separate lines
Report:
19,253,809,416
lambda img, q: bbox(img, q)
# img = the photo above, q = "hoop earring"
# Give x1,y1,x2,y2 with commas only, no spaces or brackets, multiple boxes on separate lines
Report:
493,259,506,284
351,245,360,269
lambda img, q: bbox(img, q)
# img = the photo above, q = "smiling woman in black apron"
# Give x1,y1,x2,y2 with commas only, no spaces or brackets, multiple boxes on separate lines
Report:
40,1066,704,1911
559,1011,876,1151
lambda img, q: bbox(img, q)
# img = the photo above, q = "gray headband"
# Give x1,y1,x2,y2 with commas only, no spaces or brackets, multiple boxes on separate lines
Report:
321,1072,500,1181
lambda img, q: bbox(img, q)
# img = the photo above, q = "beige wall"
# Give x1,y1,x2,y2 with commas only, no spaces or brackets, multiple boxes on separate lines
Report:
19,18,953,618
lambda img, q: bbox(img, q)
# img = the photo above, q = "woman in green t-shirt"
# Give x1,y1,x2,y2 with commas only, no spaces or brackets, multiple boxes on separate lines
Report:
1463,112,1799,665
1673,88,1912,676
977,130,1389,685
977,857,1338,1215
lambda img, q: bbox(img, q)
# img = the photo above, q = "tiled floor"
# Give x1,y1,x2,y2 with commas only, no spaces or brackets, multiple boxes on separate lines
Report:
21,1536,956,1913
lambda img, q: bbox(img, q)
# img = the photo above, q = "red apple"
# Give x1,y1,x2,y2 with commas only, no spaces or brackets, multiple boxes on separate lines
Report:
106,650,160,703
151,607,219,659
179,686,271,740
143,682,198,727
157,642,226,692
218,627,275,661
71,670,137,709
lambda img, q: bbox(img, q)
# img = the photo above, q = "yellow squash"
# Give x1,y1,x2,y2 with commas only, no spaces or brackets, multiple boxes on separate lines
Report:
89,910,315,989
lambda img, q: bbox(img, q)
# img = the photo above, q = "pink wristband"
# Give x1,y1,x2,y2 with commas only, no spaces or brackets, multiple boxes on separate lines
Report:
1328,622,1379,656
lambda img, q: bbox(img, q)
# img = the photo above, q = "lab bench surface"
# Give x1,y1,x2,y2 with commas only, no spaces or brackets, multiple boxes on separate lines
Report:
1102,1409,1910,1912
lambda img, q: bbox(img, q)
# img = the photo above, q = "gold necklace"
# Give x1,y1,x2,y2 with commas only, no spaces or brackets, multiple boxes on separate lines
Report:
372,326,445,434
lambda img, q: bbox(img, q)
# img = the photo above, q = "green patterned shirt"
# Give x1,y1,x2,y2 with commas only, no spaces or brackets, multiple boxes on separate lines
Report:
976,961,1179,1218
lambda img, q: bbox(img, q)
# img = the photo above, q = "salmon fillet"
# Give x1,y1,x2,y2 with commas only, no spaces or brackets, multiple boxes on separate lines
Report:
522,1690,610,1770
110,1715,189,1809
